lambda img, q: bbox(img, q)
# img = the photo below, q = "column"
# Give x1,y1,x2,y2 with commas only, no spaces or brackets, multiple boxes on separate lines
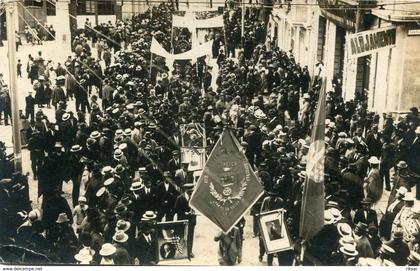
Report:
54,0,71,57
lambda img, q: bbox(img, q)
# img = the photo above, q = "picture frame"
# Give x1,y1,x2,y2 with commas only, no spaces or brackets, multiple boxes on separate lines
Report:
155,220,190,263
180,123,206,148
180,147,206,172
258,209,293,254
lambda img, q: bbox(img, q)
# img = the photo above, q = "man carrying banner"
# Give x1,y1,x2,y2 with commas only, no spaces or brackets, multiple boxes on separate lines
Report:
174,183,196,258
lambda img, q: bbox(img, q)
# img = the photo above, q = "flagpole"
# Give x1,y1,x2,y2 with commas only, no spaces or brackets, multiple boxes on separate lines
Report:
149,52,153,80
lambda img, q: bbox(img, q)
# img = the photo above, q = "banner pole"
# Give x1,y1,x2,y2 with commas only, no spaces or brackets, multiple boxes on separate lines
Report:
149,52,153,80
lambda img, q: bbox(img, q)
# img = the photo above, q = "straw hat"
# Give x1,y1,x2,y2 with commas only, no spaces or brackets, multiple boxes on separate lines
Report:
141,210,157,221
404,192,415,201
368,156,380,164
74,249,93,263
337,223,353,237
340,244,358,257
130,181,144,191
99,243,116,256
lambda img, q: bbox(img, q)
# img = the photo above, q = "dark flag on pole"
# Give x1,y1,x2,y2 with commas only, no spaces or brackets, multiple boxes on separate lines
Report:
190,129,264,233
299,79,326,241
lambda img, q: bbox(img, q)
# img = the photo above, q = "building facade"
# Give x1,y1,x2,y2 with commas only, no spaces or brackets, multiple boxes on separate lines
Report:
267,0,420,114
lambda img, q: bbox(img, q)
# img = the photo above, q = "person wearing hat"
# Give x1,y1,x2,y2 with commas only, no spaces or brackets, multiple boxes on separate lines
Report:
59,111,78,152
51,78,66,110
389,160,413,204
408,125,420,177
393,192,415,234
174,183,196,258
156,171,178,221
167,149,181,173
27,127,44,180
379,135,396,191
72,196,88,235
365,125,382,158
133,212,157,265
409,231,420,254
53,212,78,263
112,230,132,264
175,162,193,188
354,222,374,258
400,205,420,243
364,156,382,204
128,180,144,222
353,197,378,229
379,186,408,240
407,250,420,265
341,163,364,210
68,144,84,207
376,243,396,264
307,209,341,264
25,89,36,123
214,226,243,266
74,248,93,264
385,227,410,265
339,244,359,266
99,243,117,265
258,186,292,266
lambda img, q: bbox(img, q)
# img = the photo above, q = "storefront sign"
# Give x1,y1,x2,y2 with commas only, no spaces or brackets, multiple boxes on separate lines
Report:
408,29,420,36
347,26,396,59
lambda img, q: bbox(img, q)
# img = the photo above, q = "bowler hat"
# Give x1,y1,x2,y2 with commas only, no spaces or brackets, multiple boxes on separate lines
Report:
115,219,131,232
112,230,129,243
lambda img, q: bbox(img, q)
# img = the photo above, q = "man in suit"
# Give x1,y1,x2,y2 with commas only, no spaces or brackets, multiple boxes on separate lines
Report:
128,180,144,223
353,198,378,228
175,162,193,188
167,150,181,173
408,126,420,198
366,125,382,158
138,177,157,216
156,171,178,221
380,186,407,240
25,90,35,123
112,231,132,264
364,156,383,204
134,218,157,265
174,183,196,258
354,222,374,258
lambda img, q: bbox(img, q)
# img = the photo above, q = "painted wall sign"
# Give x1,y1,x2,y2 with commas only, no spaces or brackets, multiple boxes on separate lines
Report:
347,26,396,59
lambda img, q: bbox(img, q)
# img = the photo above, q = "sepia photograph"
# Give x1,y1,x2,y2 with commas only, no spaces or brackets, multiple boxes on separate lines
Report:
0,0,420,267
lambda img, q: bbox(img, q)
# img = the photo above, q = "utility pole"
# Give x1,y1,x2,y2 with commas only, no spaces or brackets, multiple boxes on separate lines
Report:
5,0,22,173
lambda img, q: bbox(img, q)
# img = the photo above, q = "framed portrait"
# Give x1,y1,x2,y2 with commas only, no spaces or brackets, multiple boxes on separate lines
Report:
155,220,189,263
180,123,206,148
258,209,293,254
180,147,206,172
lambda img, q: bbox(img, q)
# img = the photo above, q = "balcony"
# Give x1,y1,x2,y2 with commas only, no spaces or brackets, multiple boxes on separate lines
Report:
318,0,377,30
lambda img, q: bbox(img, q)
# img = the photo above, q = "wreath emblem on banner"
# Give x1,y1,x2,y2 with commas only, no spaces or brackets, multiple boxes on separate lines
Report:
209,176,247,206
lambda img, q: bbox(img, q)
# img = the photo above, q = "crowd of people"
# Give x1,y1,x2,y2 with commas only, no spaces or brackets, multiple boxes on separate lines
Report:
0,1,420,266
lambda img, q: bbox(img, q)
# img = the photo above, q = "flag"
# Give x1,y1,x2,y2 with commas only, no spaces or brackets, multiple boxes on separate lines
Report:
299,79,326,241
190,129,264,233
